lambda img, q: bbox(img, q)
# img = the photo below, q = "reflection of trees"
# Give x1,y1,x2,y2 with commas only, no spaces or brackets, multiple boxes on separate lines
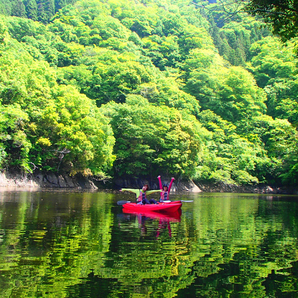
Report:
0,191,114,297
175,195,298,297
0,193,298,297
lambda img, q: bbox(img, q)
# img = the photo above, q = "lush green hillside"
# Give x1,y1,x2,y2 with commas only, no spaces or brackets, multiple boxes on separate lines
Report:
0,0,77,23
0,0,297,187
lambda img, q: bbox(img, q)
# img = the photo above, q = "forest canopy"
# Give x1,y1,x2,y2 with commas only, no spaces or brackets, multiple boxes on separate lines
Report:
0,0,297,187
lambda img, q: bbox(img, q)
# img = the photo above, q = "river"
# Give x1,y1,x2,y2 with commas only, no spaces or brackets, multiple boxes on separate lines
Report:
0,190,298,297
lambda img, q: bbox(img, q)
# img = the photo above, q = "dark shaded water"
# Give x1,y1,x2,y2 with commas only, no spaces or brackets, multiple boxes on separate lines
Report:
0,191,298,297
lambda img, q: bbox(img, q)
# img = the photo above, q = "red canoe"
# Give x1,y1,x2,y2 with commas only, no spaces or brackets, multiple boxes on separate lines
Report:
122,201,182,213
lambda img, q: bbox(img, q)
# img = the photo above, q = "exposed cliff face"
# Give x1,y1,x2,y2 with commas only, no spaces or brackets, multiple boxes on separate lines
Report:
0,173,39,190
0,172,98,191
0,173,202,192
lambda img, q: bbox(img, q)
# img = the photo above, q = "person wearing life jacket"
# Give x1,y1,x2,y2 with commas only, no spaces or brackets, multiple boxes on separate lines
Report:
157,176,175,202
120,185,161,204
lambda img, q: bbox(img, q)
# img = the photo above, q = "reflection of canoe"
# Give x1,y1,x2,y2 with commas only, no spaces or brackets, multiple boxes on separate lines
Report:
122,208,182,222
122,201,182,213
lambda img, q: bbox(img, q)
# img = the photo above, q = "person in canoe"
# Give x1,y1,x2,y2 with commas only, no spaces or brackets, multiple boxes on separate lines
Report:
120,184,161,204
157,176,175,202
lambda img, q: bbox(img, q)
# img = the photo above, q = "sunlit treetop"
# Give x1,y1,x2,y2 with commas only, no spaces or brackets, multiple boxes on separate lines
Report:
244,0,298,41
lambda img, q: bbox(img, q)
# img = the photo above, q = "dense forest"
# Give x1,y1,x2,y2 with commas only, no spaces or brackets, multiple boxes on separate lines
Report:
0,0,297,187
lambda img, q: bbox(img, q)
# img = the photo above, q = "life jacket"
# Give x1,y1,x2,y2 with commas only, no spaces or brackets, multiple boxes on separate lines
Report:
164,191,168,200
137,190,146,202
160,191,168,202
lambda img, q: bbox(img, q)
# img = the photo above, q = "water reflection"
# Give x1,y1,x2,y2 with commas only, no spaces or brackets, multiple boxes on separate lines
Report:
121,209,181,238
0,191,298,297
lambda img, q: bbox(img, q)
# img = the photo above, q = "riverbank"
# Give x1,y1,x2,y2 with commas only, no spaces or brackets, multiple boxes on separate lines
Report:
0,172,97,191
0,172,297,194
195,181,298,195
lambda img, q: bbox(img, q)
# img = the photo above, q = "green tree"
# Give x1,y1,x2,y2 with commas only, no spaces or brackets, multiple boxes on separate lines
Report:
138,77,201,117
184,50,267,123
0,38,115,175
89,56,153,104
0,104,31,171
179,24,214,57
196,109,269,185
245,0,298,41
100,97,205,179
6,16,45,42
142,34,181,70
25,0,38,21
247,37,298,126
0,0,12,15
250,115,298,186
37,85,116,176
0,18,7,43
11,0,27,18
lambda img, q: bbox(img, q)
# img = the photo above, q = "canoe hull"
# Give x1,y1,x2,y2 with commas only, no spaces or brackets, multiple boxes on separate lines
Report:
122,201,182,213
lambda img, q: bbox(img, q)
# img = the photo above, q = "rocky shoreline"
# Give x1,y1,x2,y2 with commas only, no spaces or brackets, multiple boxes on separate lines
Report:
0,172,97,191
0,172,297,194
195,181,298,195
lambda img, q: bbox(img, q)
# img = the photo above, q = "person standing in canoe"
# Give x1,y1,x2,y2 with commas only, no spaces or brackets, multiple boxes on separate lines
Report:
158,176,175,202
120,184,161,204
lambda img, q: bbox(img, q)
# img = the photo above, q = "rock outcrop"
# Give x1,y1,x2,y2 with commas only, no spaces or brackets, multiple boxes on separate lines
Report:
0,172,297,194
0,172,98,191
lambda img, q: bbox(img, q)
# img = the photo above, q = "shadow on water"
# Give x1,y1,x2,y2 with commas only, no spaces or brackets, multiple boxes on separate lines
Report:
0,191,298,297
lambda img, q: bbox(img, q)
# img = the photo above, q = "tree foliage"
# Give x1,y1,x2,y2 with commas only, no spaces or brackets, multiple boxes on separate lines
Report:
245,0,298,42
0,0,78,23
100,96,205,179
0,37,115,176
247,36,298,127
0,0,297,186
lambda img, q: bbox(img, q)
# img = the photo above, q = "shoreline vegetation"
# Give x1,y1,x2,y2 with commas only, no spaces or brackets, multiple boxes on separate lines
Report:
0,1,297,192
0,172,297,195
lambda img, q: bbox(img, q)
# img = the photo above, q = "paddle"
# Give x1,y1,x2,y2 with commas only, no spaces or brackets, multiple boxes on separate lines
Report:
117,200,193,205
164,200,193,203
117,200,131,205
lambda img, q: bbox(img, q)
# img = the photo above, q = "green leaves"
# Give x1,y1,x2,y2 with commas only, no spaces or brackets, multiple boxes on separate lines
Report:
0,103,31,170
245,0,298,42
185,50,267,124
196,110,269,185
248,37,298,127
0,0,296,187
36,85,116,176
0,39,115,176
101,97,204,178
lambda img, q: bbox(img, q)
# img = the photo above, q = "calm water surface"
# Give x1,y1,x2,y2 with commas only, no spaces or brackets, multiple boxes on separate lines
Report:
0,191,298,297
